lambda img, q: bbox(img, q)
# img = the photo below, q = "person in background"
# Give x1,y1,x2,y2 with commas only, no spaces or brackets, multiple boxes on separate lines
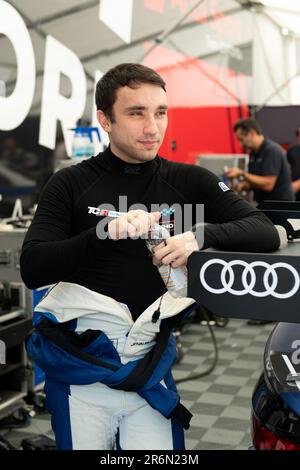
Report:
226,118,294,204
287,126,300,201
227,118,293,326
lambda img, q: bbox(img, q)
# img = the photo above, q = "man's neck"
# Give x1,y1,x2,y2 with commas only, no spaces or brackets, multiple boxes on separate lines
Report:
252,135,264,153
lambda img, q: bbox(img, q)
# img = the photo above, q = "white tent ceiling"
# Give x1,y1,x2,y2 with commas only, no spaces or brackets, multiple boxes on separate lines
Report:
1,0,299,102
2,0,300,148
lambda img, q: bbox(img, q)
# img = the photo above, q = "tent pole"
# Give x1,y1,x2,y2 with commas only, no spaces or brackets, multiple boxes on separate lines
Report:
137,0,206,64
251,70,300,116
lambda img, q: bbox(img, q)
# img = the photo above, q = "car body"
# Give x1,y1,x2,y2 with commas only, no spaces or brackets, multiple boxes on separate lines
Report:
251,322,300,450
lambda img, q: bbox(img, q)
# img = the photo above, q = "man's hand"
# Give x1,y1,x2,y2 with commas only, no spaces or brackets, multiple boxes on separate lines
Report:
233,180,251,193
292,179,300,193
108,210,160,240
152,231,199,268
226,167,243,179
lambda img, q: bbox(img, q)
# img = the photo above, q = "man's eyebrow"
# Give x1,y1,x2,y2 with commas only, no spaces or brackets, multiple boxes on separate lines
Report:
125,106,146,111
124,105,168,111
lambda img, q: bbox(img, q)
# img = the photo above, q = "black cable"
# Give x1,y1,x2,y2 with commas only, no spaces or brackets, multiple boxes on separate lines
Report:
152,265,171,323
149,254,219,381
175,305,219,384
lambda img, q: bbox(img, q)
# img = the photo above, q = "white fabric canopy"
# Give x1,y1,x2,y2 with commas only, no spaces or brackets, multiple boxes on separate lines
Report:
1,0,300,117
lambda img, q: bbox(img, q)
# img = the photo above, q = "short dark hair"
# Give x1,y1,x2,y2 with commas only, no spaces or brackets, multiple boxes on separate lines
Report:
233,118,262,135
95,63,166,121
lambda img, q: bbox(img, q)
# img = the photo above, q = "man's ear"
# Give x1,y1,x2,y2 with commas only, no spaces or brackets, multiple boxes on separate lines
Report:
97,110,112,133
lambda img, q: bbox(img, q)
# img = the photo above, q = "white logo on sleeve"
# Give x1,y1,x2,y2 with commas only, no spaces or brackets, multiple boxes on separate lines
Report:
218,182,230,192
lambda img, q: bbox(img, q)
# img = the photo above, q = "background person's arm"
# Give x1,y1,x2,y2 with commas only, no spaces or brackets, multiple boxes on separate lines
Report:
292,179,300,193
227,167,277,192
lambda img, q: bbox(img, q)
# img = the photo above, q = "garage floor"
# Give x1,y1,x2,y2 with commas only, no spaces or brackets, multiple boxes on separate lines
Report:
175,319,274,450
0,319,274,450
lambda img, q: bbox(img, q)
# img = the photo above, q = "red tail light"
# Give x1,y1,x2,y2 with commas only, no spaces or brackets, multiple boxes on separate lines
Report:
251,412,300,450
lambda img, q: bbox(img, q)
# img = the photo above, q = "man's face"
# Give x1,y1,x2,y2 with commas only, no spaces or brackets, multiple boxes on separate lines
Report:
99,83,168,164
235,128,255,150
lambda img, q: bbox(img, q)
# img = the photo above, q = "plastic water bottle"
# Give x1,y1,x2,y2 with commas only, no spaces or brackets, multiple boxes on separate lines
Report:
72,128,89,158
84,127,101,157
71,127,101,158
146,223,188,298
85,136,95,158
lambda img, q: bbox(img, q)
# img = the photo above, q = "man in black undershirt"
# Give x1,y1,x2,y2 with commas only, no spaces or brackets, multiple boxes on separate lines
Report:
21,64,280,450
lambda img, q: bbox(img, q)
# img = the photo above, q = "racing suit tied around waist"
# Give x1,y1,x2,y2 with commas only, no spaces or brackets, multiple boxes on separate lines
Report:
26,282,196,429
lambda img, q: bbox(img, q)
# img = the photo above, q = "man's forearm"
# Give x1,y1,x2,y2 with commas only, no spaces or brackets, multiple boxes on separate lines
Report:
20,228,103,289
243,172,276,191
194,212,280,253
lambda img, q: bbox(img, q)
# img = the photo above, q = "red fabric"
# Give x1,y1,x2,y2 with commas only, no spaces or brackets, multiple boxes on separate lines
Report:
143,42,249,163
160,106,249,164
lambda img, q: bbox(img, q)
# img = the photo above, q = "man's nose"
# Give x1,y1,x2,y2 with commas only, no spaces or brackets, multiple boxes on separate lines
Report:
143,115,158,134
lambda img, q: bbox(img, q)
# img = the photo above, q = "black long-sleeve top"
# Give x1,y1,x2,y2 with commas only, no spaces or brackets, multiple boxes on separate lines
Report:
20,148,280,319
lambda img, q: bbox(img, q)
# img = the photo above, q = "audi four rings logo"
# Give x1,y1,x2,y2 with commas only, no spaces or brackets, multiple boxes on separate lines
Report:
199,259,300,299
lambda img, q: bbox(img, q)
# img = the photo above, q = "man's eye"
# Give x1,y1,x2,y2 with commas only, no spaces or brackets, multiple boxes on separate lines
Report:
130,111,142,116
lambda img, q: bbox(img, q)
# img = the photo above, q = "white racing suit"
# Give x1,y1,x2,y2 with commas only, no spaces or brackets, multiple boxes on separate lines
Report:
27,282,196,450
